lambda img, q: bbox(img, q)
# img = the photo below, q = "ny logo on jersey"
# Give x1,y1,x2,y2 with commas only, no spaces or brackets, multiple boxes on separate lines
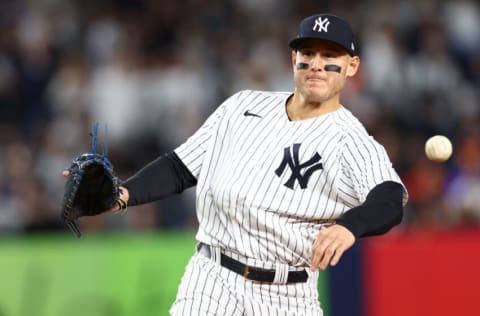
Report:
313,17,330,33
275,143,323,189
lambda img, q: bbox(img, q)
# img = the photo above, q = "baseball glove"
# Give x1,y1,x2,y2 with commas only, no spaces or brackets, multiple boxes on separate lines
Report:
61,124,125,238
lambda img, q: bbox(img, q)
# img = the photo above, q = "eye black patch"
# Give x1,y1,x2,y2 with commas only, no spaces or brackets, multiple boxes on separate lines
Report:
324,64,341,73
296,63,309,70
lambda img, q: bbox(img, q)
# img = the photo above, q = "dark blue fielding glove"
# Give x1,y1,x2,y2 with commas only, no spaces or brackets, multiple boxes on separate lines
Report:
60,124,122,238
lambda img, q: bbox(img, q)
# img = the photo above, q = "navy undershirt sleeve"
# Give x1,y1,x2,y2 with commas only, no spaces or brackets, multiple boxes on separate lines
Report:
335,181,404,239
122,152,197,206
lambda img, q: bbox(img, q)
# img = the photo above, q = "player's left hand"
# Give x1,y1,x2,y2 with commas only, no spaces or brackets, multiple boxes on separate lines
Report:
310,224,355,271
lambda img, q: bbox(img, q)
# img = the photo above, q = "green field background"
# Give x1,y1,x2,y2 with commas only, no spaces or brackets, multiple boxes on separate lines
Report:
0,233,329,316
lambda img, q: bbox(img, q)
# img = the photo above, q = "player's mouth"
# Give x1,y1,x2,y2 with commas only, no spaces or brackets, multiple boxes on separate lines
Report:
306,75,326,82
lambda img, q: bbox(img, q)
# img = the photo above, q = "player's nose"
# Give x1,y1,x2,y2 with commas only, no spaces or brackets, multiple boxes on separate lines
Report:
310,55,324,71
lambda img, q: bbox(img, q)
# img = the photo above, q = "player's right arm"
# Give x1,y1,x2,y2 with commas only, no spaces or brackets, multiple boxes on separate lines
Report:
61,152,195,212
120,152,197,206
61,92,239,212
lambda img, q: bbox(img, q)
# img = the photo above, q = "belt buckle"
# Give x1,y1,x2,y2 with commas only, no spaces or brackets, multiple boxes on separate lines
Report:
243,265,250,279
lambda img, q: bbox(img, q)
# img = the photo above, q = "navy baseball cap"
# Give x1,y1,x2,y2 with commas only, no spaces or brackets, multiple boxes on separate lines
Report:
289,14,357,56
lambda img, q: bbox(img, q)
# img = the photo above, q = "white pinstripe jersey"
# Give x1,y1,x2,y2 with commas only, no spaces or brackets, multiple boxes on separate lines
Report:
175,90,406,268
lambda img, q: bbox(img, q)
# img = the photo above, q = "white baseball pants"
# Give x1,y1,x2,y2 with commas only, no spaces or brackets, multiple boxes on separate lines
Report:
170,250,323,316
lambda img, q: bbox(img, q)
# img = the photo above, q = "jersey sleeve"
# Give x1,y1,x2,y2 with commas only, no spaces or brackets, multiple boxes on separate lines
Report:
174,92,238,178
339,132,409,206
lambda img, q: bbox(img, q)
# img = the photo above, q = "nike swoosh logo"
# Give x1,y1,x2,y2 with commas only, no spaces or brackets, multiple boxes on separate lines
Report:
244,110,262,118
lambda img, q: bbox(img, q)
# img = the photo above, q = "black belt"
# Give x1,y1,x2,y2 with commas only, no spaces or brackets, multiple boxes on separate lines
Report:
198,243,308,284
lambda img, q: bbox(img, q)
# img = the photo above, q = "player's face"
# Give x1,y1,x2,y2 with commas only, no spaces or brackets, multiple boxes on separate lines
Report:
292,39,360,104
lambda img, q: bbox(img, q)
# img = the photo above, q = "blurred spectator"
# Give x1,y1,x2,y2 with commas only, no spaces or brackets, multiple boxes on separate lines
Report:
443,0,480,68
87,47,144,147
444,128,480,225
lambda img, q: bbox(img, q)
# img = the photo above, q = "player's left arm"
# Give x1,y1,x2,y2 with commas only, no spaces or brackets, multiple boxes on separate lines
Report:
310,181,403,271
311,131,407,271
311,181,403,271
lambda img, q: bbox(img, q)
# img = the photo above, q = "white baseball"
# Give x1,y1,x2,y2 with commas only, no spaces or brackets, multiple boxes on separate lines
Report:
425,135,453,163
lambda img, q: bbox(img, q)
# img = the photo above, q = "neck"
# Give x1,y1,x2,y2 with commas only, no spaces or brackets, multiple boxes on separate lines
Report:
287,92,341,121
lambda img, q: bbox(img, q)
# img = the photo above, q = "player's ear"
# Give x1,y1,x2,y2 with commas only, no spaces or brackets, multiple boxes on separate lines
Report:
346,56,360,77
291,50,298,71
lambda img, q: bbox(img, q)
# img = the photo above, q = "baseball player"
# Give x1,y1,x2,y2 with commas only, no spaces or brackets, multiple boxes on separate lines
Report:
84,14,408,315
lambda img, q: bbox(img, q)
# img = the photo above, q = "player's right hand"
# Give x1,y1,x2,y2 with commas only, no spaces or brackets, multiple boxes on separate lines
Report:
61,170,130,214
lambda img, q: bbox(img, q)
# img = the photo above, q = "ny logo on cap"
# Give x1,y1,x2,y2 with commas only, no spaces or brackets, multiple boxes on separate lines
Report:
313,17,330,33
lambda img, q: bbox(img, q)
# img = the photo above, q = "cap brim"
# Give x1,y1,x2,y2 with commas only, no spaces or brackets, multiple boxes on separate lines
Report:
289,37,311,49
289,37,355,56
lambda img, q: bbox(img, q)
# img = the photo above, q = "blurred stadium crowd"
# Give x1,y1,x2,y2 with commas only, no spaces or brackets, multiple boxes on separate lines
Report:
0,0,479,234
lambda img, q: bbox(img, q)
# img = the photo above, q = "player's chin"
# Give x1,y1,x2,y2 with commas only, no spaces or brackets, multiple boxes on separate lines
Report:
303,90,330,103
304,81,328,91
